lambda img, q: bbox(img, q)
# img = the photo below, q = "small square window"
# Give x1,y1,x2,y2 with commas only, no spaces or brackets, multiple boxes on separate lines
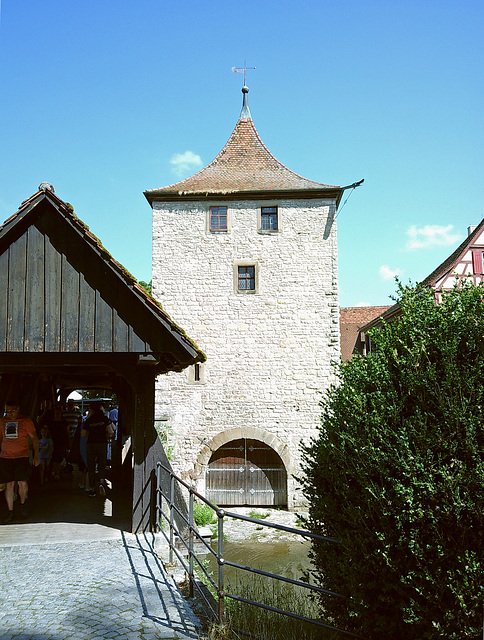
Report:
210,206,228,232
238,265,255,290
261,206,278,231
234,262,258,293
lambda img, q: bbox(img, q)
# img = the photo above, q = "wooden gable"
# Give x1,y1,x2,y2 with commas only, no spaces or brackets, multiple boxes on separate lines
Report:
0,223,149,354
0,186,205,532
0,187,204,372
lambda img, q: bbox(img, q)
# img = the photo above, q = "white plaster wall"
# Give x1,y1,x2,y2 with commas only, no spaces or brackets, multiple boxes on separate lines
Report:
152,197,340,508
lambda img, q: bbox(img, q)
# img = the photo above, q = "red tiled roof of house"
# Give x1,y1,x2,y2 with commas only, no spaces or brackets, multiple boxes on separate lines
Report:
340,306,392,361
340,306,392,325
145,88,342,202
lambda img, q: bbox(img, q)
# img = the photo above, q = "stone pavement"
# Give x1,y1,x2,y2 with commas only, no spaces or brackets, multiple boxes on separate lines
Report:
0,528,204,640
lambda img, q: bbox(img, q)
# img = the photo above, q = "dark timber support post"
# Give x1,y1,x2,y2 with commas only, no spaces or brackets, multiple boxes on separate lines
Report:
132,368,156,533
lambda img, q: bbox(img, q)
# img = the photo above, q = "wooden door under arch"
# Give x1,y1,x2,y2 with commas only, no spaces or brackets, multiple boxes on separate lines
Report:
206,438,287,507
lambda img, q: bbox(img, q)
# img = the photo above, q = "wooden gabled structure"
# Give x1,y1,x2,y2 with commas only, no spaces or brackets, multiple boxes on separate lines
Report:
0,183,205,531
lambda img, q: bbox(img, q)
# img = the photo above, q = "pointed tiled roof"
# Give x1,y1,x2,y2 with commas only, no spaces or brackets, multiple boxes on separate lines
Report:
145,87,343,203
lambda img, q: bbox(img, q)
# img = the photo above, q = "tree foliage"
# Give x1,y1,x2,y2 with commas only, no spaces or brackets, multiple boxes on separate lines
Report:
81,389,116,403
301,281,484,639
139,279,152,295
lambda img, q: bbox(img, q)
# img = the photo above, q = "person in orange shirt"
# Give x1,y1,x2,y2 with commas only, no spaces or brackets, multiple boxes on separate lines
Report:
0,402,40,524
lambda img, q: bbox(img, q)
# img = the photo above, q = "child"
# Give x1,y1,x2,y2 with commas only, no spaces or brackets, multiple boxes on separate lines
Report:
38,426,54,485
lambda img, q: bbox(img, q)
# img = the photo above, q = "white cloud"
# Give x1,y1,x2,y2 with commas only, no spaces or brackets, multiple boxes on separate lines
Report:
379,264,402,281
405,224,462,251
169,151,203,177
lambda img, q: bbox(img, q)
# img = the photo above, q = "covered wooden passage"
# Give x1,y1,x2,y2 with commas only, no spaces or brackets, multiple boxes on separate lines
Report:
0,184,205,531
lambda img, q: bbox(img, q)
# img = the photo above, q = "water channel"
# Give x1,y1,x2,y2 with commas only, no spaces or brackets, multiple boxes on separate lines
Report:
197,511,340,639
207,537,313,583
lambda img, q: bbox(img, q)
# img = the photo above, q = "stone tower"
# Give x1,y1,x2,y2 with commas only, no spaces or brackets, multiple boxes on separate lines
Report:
145,86,345,509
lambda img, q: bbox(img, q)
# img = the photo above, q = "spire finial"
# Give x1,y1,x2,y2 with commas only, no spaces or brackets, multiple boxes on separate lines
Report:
232,63,256,87
232,63,255,119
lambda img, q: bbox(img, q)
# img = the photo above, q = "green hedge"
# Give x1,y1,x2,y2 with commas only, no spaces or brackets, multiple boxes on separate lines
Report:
301,282,484,639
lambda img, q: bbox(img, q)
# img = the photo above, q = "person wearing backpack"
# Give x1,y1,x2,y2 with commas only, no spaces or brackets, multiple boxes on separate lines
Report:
0,401,40,523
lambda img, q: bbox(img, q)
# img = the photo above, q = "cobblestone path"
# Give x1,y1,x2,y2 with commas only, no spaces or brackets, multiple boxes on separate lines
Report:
0,532,203,640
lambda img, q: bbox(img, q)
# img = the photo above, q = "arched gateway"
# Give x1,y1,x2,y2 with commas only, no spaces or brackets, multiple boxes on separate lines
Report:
206,438,287,507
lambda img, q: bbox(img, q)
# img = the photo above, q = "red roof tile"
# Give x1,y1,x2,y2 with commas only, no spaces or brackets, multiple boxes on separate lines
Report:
340,306,392,325
340,306,392,361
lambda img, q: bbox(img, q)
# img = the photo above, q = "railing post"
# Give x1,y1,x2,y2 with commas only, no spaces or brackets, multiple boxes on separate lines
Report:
154,464,356,638
155,464,161,531
217,509,225,625
169,473,175,565
188,489,194,598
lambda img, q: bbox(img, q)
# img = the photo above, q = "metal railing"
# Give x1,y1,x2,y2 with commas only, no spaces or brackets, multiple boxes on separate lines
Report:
155,462,364,639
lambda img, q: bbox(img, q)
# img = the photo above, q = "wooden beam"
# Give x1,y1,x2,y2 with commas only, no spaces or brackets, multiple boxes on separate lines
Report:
132,369,155,533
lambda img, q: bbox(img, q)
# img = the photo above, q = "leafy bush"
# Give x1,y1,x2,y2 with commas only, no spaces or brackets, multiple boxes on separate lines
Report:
193,501,216,527
302,281,484,639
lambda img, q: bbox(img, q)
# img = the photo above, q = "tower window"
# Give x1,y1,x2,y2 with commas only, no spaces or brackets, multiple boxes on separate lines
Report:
258,205,280,233
234,261,258,293
238,266,255,290
210,206,228,232
261,206,278,231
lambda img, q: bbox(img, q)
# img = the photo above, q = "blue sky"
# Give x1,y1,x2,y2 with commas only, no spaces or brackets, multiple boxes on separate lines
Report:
0,0,482,307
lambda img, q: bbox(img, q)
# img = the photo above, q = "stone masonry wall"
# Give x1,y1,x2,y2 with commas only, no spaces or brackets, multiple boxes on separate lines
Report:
151,197,340,508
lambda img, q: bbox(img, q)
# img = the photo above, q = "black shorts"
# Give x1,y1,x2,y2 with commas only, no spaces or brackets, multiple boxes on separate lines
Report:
0,457,31,483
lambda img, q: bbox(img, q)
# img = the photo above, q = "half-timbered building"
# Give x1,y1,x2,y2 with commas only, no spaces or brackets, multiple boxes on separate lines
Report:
358,220,484,353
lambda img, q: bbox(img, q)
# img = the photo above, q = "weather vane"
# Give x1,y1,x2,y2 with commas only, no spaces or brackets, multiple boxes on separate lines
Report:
232,63,256,86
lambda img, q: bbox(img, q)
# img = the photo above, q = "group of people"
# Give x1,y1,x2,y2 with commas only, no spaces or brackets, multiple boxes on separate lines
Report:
0,398,119,524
